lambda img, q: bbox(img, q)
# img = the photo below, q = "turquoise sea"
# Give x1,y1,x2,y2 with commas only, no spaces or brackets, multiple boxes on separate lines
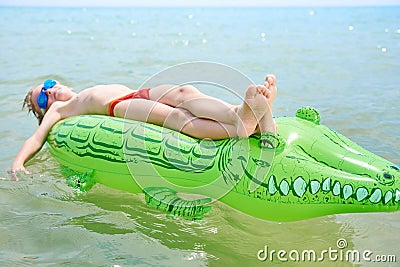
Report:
1,6,399,266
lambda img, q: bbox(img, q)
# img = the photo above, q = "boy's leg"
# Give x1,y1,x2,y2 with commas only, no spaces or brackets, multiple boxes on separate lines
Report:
149,84,238,125
112,98,238,139
149,83,270,137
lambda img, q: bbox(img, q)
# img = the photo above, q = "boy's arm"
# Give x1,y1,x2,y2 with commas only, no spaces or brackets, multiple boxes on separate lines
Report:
10,103,64,179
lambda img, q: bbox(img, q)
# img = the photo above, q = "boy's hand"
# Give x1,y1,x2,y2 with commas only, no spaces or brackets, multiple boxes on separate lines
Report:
7,167,30,181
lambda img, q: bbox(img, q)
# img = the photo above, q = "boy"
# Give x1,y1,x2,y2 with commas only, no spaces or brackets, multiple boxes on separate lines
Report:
10,75,277,177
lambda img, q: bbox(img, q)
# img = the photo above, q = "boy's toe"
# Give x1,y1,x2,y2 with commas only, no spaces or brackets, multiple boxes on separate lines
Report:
265,74,276,88
245,84,258,98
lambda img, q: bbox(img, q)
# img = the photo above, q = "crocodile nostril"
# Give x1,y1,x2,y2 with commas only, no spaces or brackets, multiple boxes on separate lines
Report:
383,172,392,179
390,165,399,171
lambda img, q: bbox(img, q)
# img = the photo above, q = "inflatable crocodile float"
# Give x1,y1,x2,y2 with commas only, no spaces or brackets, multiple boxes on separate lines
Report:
47,107,400,221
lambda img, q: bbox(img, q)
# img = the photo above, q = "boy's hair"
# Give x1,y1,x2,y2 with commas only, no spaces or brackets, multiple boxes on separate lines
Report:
23,88,44,125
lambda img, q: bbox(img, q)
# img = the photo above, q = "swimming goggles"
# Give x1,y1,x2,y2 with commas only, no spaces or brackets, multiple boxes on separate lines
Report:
37,79,56,110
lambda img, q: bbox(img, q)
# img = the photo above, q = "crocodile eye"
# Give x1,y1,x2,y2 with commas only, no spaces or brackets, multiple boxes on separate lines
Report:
383,172,392,179
390,165,399,171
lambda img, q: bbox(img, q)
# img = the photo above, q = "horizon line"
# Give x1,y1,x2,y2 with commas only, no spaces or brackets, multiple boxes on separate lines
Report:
1,4,399,8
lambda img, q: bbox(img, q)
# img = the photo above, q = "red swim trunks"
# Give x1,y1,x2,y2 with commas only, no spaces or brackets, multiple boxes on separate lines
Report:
108,88,151,117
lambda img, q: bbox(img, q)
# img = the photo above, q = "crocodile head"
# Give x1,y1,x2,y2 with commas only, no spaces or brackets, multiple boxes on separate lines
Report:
230,107,400,214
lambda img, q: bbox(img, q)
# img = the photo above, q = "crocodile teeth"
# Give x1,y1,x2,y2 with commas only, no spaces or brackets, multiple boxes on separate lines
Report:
369,189,382,204
279,179,290,196
395,189,400,203
356,187,369,202
268,176,277,195
384,190,393,204
322,177,331,192
343,184,353,200
310,180,320,194
333,181,341,196
293,177,307,197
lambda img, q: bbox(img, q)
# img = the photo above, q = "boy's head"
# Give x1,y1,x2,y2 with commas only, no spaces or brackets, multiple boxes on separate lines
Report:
23,88,44,125
23,80,75,125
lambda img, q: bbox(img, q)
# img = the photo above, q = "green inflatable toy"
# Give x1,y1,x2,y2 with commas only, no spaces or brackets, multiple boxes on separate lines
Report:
47,107,400,221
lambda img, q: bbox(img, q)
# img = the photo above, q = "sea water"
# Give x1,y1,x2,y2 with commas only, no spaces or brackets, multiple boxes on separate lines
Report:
0,6,399,266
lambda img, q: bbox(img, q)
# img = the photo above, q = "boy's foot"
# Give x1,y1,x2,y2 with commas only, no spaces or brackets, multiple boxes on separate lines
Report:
254,74,278,134
236,84,269,137
263,74,277,106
